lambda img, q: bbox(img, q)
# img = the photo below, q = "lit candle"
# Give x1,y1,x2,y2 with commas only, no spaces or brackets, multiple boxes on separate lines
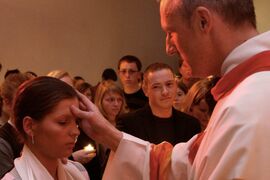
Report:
84,144,95,152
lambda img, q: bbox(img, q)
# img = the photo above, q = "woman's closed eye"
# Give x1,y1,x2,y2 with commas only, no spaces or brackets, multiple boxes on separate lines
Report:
58,120,68,125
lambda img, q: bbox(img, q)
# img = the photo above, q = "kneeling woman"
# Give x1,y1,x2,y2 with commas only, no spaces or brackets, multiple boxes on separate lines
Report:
2,77,89,180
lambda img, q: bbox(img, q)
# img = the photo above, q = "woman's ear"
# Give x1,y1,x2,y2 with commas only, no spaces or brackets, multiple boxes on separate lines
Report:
23,116,36,137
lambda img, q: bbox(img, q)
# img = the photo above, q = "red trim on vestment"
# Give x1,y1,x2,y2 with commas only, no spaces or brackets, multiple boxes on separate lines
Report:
189,50,270,164
212,50,270,101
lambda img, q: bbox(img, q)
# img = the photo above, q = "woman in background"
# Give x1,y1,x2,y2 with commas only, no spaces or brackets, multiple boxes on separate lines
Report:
94,80,127,176
173,77,188,111
94,80,127,126
76,82,93,102
181,76,220,130
47,70,73,87
2,77,89,180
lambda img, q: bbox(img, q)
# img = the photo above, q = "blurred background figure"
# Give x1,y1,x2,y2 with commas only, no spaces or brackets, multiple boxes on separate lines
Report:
47,70,73,87
92,68,117,102
4,69,20,79
76,82,93,101
0,63,2,124
0,73,29,127
24,71,38,80
181,76,220,130
173,76,188,111
94,80,127,176
101,68,117,82
0,96,5,127
73,76,85,89
0,73,30,177
178,61,201,89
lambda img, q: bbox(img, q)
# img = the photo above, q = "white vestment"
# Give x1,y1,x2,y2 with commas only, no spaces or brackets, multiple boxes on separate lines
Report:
103,31,270,180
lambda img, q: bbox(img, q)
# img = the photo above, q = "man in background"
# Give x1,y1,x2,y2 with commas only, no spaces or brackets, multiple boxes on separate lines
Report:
117,62,200,145
117,55,148,111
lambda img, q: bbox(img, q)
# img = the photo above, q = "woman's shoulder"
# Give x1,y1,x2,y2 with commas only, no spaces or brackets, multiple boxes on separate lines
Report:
2,161,89,180
67,160,86,171
66,160,89,180
1,168,21,180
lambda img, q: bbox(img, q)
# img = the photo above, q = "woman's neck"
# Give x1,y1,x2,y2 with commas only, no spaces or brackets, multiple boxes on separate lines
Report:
27,143,59,179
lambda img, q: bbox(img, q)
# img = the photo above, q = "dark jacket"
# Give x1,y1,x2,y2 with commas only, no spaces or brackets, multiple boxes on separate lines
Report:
116,104,201,145
0,123,23,178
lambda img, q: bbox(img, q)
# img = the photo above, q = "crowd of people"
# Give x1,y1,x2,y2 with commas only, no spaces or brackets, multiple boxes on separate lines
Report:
0,53,216,179
0,0,269,179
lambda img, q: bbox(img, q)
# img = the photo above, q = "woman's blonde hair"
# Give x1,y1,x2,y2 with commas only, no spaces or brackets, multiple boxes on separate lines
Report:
181,76,219,116
47,70,73,86
94,80,127,120
47,70,70,79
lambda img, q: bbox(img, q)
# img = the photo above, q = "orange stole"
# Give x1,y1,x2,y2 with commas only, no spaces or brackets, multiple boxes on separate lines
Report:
188,132,205,164
212,50,270,101
150,142,173,180
149,135,205,179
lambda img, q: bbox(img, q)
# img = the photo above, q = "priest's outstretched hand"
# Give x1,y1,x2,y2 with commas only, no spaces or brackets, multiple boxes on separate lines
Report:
70,92,122,151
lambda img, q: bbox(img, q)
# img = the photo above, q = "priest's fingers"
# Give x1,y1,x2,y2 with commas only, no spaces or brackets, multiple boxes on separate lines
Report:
76,90,96,111
70,104,92,120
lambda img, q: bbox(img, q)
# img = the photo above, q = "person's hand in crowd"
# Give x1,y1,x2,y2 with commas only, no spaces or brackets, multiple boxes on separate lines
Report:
70,91,123,151
72,149,96,164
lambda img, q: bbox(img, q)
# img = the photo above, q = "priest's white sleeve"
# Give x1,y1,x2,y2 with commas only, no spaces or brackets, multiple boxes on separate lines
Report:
102,133,151,180
103,132,196,180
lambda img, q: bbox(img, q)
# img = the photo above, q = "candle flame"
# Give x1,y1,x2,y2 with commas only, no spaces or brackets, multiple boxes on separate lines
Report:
84,144,95,152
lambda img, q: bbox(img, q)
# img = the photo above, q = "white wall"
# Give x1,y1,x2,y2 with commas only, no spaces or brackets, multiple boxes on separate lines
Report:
254,0,270,33
0,0,178,84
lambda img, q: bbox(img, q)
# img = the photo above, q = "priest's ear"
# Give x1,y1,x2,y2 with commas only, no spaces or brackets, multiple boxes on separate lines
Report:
193,6,213,33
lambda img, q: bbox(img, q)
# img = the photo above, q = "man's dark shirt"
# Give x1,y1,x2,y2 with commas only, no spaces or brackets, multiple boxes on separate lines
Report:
124,88,148,111
117,105,201,145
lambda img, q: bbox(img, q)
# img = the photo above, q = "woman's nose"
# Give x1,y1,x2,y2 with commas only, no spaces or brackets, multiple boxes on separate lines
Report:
113,100,121,106
70,122,80,137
